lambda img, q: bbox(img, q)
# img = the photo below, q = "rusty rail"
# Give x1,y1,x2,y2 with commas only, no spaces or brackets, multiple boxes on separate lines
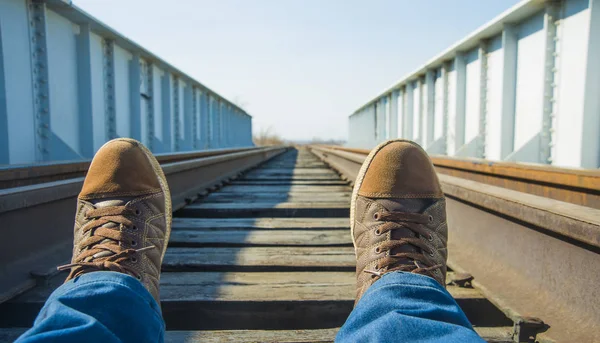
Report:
0,147,259,190
309,144,600,343
323,145,600,209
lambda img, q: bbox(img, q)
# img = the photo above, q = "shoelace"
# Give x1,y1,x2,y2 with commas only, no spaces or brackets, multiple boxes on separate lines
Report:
363,211,442,278
58,206,155,280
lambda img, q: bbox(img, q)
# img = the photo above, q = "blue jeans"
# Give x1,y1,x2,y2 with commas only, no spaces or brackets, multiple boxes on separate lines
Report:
17,271,483,342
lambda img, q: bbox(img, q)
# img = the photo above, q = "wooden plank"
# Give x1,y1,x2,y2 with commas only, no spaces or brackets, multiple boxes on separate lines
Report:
8,271,489,303
231,180,349,186
200,192,350,204
2,272,505,330
170,327,515,343
243,172,339,176
218,185,352,193
0,326,515,342
172,218,350,230
162,247,356,271
245,168,339,175
0,328,339,343
170,229,353,246
240,177,343,182
178,202,350,218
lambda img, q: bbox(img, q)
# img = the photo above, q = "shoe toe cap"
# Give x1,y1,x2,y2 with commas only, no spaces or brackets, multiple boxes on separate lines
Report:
79,139,162,200
357,140,443,199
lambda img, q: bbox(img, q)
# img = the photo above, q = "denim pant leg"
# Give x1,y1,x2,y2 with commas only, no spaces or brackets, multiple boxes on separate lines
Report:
16,271,165,343
336,271,485,342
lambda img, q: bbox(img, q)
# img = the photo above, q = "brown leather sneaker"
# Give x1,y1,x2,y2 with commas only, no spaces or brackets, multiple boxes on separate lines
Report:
351,139,447,302
58,138,172,304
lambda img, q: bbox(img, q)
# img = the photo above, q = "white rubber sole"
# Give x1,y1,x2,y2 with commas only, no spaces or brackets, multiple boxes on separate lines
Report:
349,139,422,248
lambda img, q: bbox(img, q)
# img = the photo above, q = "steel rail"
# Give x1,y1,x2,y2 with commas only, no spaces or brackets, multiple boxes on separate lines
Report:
0,146,287,305
0,147,258,189
309,145,600,343
322,145,600,209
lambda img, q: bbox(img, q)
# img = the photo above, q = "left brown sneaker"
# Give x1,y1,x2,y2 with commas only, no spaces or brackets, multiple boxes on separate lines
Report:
58,138,172,304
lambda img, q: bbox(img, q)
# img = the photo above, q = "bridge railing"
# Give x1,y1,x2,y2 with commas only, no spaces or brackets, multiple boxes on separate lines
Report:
0,0,253,165
348,0,600,169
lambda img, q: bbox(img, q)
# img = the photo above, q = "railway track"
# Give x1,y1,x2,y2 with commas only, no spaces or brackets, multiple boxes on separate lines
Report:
0,147,555,342
310,145,600,343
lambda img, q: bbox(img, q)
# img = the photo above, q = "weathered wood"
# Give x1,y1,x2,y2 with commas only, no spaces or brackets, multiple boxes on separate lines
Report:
1,271,506,330
170,229,353,246
172,217,350,230
200,192,350,204
162,247,355,271
231,180,349,186
239,177,343,182
0,326,515,342
178,202,350,218
166,328,339,343
8,272,487,303
218,185,352,193
245,169,339,176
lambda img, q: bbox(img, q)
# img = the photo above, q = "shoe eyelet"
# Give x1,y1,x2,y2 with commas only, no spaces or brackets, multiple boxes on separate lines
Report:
429,251,435,257
427,234,434,242
137,275,142,281
131,257,138,263
374,247,381,254
132,226,138,231
131,240,137,247
428,215,434,223
373,212,380,221
374,229,382,236
135,209,141,215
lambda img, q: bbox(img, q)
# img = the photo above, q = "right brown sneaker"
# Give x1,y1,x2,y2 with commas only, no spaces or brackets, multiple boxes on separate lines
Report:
58,138,172,305
351,139,447,303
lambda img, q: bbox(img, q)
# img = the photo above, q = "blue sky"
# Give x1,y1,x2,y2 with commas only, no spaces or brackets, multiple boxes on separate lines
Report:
74,0,521,141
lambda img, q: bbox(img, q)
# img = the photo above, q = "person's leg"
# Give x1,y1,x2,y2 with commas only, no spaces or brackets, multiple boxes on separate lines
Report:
340,139,483,342
336,272,483,342
16,138,172,343
16,272,164,343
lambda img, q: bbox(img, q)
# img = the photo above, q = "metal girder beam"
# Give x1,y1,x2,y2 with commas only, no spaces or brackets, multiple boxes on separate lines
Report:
441,62,450,155
102,38,116,140
478,41,489,159
540,2,560,165
0,22,8,164
161,73,172,152
192,89,199,149
454,52,467,153
581,0,600,168
404,83,414,140
129,53,142,141
75,23,93,158
388,91,398,139
200,92,209,149
414,78,423,145
182,83,193,150
172,76,180,151
28,0,51,161
144,61,155,151
425,70,435,147
500,24,518,160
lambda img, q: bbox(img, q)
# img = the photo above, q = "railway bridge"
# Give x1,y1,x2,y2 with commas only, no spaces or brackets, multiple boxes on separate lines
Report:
0,0,599,342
